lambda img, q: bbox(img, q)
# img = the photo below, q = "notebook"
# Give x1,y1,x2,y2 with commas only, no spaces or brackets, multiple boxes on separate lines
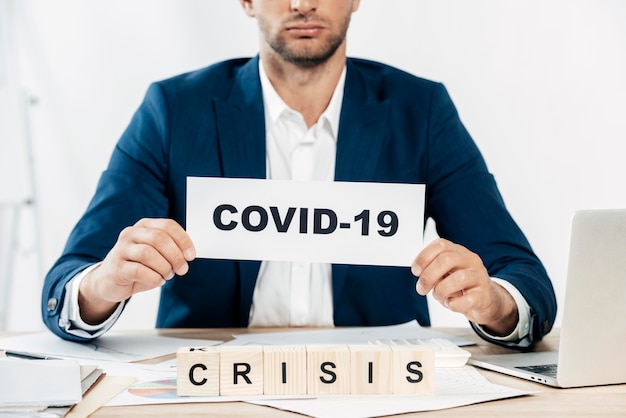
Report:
469,209,626,388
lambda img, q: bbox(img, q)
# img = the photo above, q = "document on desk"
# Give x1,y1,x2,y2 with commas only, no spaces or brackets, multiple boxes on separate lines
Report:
249,366,533,418
225,320,474,347
0,333,222,362
102,359,312,407
187,177,425,267
0,358,82,407
101,359,532,416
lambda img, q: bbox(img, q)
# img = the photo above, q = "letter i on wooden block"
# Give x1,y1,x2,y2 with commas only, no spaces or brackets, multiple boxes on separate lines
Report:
263,345,307,395
177,346,220,397
306,345,351,395
390,345,435,395
219,345,264,396
349,345,392,394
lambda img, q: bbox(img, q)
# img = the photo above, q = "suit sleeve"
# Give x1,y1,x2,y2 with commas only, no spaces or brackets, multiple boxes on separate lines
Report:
41,83,172,341
424,83,557,349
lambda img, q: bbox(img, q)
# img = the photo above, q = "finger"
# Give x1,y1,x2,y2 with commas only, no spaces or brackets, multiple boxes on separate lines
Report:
125,243,177,280
124,221,193,276
116,226,182,276
412,238,454,276
415,249,464,295
118,260,167,290
131,276,167,294
412,239,455,294
442,289,469,311
432,284,464,306
431,269,474,301
136,218,196,261
434,282,468,311
445,286,497,322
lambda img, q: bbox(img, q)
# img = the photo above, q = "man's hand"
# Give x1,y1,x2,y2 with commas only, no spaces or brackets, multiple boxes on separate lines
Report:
78,218,196,324
412,238,518,336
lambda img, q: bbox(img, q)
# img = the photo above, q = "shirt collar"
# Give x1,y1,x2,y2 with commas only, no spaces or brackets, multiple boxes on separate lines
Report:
259,59,345,140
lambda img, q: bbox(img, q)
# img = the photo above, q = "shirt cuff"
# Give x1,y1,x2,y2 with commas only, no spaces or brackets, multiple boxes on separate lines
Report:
472,277,531,343
59,262,126,339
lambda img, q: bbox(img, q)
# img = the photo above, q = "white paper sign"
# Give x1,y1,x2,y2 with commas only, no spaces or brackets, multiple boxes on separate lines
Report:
186,177,425,267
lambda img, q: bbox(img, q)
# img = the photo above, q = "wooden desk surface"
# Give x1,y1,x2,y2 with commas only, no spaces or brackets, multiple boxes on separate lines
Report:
4,327,626,417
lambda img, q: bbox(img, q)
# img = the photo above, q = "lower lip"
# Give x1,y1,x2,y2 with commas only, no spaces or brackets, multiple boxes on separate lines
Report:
287,27,323,37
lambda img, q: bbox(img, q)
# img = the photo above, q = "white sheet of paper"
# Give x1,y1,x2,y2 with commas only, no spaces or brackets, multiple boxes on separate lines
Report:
0,333,221,362
186,177,425,266
249,367,533,418
0,358,82,407
224,321,474,347
102,359,531,414
101,360,312,407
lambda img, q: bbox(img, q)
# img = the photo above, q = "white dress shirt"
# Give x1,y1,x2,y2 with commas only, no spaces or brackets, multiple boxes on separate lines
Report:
247,62,344,327
60,60,531,342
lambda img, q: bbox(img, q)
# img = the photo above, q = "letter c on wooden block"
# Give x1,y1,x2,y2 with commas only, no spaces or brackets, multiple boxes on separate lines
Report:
176,346,220,397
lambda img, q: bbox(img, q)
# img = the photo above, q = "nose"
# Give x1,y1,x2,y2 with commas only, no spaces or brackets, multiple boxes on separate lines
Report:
290,0,318,14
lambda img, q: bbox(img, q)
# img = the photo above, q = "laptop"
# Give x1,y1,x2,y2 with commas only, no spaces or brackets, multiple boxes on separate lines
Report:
469,209,626,388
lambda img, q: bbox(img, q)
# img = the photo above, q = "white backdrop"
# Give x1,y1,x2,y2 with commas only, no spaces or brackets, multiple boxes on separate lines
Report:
2,0,626,331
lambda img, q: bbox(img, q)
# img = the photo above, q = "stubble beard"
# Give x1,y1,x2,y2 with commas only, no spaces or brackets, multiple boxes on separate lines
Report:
263,15,351,69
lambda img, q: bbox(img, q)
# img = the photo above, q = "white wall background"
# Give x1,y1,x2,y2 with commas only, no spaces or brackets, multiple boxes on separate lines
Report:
1,0,625,331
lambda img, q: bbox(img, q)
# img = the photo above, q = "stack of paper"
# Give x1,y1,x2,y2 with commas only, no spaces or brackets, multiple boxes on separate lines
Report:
0,358,106,417
0,358,83,407
78,365,105,395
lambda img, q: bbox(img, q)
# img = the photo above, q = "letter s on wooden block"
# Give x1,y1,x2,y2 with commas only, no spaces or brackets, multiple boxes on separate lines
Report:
263,345,307,395
176,346,220,397
219,345,264,396
306,345,351,395
390,346,435,395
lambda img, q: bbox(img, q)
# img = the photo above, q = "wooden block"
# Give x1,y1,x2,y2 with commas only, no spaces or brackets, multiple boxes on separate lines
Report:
306,345,350,395
219,345,264,396
263,345,307,395
176,346,220,397
348,345,392,394
390,345,435,394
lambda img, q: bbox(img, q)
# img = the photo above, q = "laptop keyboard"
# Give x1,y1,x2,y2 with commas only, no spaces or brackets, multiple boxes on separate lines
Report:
516,364,558,378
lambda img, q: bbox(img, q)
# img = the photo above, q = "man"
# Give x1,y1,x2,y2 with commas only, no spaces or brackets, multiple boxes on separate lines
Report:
41,0,556,348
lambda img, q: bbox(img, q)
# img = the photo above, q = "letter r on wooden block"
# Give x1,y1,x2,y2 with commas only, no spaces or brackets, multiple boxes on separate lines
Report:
176,346,220,397
390,346,435,395
263,345,307,395
219,345,264,396
306,345,351,395
348,345,392,394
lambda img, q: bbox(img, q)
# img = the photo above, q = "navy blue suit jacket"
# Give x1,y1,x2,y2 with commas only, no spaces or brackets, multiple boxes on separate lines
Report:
42,56,556,347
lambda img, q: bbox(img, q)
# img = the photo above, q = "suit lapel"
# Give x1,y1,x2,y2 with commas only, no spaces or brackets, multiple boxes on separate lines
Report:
213,57,265,325
333,60,391,307
214,57,266,180
334,61,390,182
